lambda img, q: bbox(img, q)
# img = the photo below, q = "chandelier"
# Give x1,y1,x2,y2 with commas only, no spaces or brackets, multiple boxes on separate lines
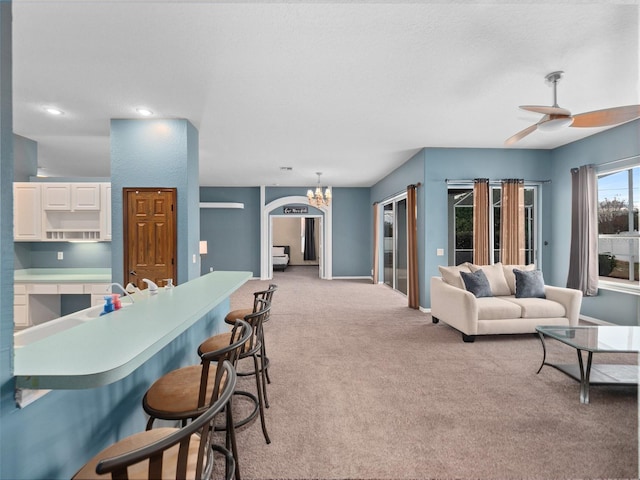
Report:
307,172,332,207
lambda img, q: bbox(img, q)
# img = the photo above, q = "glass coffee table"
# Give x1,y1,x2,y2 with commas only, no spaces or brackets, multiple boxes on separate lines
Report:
535,325,639,404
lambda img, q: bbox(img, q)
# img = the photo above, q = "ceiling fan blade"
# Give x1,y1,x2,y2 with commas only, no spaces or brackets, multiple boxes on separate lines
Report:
570,105,640,128
520,105,571,116
505,124,537,146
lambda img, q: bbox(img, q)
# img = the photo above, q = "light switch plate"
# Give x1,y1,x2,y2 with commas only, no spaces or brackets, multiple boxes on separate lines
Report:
436,248,444,256
57,252,63,260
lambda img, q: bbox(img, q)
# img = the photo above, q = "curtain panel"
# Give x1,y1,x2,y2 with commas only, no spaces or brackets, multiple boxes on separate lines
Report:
500,179,525,265
372,203,380,284
407,184,419,309
303,218,316,261
472,178,490,265
567,165,599,296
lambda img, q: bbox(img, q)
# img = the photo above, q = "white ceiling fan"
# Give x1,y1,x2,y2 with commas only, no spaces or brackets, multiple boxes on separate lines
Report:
505,71,640,145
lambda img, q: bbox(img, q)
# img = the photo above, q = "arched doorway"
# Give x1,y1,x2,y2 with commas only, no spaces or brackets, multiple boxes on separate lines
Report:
261,195,332,280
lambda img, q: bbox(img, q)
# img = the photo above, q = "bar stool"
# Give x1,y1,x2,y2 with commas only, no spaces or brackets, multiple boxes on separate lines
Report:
225,284,277,388
73,360,236,480
203,299,271,444
142,319,252,480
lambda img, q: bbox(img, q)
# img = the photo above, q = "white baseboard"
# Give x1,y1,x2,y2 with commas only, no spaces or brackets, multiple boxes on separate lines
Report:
579,314,615,326
331,276,373,280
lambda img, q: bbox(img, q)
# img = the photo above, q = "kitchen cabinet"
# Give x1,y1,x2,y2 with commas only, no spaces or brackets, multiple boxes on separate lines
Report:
13,182,111,241
13,280,111,328
42,183,101,211
13,284,28,328
101,184,112,241
13,183,42,241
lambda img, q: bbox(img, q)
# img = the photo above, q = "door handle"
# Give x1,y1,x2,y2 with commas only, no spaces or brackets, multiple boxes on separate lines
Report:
129,270,137,276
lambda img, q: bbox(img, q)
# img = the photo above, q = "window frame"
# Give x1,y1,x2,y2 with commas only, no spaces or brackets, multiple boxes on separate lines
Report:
596,163,640,294
447,182,540,267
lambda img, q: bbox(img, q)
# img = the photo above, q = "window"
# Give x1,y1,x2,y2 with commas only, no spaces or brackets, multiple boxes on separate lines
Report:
448,185,537,266
597,166,639,287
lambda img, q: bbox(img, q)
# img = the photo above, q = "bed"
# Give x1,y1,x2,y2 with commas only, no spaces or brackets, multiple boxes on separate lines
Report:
272,245,290,271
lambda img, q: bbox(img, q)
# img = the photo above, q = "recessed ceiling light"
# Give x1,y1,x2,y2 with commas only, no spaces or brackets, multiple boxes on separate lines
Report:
44,107,64,116
136,107,153,116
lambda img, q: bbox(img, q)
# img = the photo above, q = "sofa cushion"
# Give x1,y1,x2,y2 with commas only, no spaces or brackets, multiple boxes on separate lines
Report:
460,270,493,298
514,269,546,298
439,263,471,289
503,264,536,294
501,297,565,318
476,297,522,320
469,262,511,296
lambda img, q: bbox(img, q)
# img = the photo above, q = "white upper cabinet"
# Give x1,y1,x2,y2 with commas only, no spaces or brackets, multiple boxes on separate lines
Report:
14,182,111,241
14,183,42,241
43,183,101,211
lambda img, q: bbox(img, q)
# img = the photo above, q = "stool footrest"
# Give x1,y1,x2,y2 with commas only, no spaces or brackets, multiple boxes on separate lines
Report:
214,391,259,431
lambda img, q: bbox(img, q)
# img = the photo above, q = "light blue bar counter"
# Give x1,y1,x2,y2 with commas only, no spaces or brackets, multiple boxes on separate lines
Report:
14,270,251,390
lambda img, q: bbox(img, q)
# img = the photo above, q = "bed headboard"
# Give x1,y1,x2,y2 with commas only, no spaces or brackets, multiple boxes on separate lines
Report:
273,245,290,256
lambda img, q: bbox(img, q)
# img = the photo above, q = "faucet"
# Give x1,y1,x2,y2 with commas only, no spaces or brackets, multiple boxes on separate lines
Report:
108,282,135,304
142,278,159,295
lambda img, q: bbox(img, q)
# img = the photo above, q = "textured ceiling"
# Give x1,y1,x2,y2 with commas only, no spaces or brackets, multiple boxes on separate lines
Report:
11,1,640,187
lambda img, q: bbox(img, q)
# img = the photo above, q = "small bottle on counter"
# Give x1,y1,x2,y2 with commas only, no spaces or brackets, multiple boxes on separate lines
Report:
112,293,122,310
100,295,114,316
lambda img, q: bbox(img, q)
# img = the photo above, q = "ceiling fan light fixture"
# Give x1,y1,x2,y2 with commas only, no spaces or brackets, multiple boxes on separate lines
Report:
537,116,573,132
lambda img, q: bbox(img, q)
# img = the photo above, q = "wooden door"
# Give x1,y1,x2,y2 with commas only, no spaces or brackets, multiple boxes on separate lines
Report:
123,188,177,289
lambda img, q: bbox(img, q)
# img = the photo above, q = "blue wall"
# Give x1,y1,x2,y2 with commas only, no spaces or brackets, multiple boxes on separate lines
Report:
199,186,373,278
0,4,17,478
331,187,371,277
371,147,554,308
13,134,36,182
200,187,261,276
111,119,200,285
548,120,640,325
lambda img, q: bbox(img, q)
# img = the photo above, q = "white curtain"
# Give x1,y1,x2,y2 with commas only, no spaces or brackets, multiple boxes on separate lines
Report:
567,165,598,296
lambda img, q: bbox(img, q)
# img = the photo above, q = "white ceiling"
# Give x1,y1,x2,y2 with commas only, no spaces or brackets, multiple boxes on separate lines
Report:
11,1,640,187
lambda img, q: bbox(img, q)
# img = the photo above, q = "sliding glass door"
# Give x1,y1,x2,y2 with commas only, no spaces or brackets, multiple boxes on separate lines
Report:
383,197,408,295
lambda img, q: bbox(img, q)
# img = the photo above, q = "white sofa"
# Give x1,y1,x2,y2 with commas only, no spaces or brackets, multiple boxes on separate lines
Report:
430,263,582,342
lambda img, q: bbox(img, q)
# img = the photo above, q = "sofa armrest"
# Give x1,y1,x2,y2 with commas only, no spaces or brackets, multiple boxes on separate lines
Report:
430,277,479,335
544,285,583,327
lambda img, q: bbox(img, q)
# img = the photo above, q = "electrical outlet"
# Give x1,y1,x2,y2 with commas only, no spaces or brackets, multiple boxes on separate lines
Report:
210,267,213,272
57,252,64,260
192,254,197,264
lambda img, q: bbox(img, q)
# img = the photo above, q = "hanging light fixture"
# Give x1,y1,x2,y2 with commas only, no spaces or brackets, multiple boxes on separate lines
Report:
307,172,331,207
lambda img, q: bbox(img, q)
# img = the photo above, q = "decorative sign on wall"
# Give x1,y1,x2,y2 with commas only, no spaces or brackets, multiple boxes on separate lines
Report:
284,206,308,214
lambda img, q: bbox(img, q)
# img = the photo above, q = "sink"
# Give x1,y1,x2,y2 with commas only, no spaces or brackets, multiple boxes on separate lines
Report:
76,301,132,319
14,302,133,347
14,317,88,347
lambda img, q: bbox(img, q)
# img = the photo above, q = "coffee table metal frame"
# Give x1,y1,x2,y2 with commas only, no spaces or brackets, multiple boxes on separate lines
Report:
535,325,639,404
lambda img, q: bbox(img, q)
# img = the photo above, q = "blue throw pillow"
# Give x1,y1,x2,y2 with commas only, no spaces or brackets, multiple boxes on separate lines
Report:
514,269,546,298
460,269,493,298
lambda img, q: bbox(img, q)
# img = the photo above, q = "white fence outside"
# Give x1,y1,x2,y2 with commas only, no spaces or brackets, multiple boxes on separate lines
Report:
599,233,639,281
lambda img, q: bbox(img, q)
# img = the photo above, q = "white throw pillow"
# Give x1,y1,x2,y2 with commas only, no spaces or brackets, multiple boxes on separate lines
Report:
438,263,472,290
272,246,285,256
469,262,511,296
502,263,536,294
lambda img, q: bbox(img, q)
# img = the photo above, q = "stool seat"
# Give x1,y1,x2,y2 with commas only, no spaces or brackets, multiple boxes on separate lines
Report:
74,428,197,480
144,365,226,419
199,331,233,354
225,308,252,325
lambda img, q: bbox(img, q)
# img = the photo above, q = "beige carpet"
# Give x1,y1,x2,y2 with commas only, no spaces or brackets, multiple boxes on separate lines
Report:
222,266,638,480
